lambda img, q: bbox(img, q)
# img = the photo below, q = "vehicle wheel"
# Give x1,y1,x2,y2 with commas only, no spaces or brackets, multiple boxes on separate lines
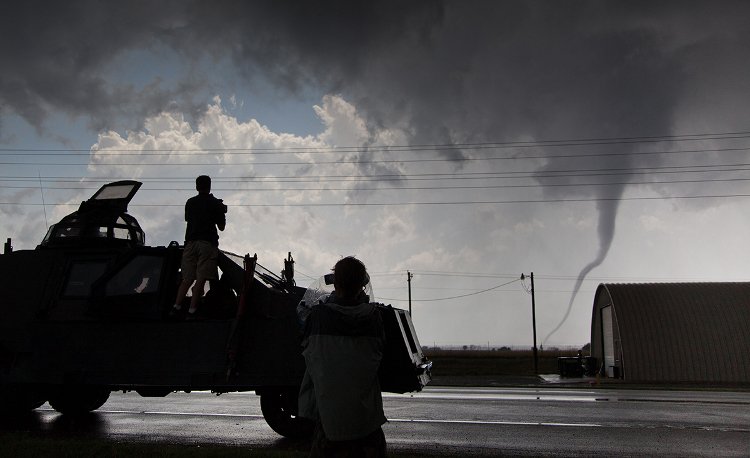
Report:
48,386,110,415
260,390,314,439
0,386,46,415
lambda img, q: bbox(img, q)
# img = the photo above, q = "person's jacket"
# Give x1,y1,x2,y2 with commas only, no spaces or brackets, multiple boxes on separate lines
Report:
298,292,387,441
184,193,227,246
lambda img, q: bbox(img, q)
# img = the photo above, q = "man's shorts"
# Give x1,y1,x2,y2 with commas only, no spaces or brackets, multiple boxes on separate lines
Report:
181,240,219,282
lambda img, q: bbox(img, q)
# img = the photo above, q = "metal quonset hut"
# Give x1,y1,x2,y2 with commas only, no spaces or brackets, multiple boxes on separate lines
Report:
591,283,750,383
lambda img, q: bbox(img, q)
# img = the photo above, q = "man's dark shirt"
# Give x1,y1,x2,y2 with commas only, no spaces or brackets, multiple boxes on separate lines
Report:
184,193,226,246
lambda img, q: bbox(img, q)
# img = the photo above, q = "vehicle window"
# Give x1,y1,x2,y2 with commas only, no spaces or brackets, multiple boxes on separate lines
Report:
94,183,136,200
113,227,131,240
56,225,82,238
63,261,108,296
105,255,163,296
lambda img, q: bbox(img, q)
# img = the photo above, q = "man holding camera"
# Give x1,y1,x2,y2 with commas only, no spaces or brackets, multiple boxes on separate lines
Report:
172,175,227,318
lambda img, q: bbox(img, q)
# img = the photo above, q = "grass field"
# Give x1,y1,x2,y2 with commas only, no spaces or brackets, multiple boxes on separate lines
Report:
424,348,580,377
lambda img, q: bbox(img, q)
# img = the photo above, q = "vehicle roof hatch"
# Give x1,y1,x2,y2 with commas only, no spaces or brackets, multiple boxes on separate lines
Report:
39,180,146,248
82,180,142,213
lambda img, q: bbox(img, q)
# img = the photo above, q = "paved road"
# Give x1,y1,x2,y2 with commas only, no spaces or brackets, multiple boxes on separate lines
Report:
4,387,750,456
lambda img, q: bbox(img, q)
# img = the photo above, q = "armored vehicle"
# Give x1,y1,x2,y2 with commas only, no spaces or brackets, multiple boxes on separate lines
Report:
0,180,431,438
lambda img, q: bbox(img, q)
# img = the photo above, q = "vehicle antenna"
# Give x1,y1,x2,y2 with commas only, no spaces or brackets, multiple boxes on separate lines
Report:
38,171,48,229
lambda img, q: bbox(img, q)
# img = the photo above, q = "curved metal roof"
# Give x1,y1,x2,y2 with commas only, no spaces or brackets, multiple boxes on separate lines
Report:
592,282,750,383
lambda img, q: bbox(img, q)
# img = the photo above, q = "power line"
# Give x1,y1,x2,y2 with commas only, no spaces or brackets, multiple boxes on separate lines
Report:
371,269,739,283
378,278,522,302
3,129,750,154
3,192,750,208
2,176,749,193
4,164,750,186
4,161,750,183
3,145,750,166
3,144,750,162
411,271,524,279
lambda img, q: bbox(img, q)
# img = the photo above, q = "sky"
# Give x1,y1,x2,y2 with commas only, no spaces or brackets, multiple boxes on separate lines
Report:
2,1,750,349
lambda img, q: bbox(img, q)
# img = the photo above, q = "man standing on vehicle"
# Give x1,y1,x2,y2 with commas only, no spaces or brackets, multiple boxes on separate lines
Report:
172,175,227,318
298,256,387,457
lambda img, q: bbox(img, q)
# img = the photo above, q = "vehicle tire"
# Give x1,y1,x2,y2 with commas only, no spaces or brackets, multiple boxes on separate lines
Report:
0,385,46,415
48,386,110,415
260,390,314,439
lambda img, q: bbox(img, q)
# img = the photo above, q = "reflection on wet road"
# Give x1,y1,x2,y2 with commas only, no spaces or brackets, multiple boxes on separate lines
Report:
2,387,749,456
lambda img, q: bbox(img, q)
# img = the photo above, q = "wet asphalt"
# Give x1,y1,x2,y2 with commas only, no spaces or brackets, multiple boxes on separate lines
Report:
3,385,749,457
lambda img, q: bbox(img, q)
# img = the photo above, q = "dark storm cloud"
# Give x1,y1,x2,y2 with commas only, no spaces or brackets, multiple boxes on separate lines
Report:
179,1,443,90
3,2,750,246
0,0,445,138
0,0,203,132
6,1,749,147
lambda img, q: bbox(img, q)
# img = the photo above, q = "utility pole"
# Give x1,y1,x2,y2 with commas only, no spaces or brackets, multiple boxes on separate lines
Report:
407,270,413,316
521,272,539,374
530,272,538,375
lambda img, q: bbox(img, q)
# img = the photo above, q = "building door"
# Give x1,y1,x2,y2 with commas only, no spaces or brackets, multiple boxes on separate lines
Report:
601,305,616,377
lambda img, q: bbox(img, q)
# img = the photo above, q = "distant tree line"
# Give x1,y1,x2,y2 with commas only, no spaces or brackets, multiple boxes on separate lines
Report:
422,343,591,353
